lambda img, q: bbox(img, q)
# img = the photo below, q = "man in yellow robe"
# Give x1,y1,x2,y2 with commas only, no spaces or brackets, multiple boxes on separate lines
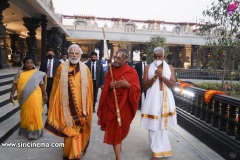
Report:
45,44,93,160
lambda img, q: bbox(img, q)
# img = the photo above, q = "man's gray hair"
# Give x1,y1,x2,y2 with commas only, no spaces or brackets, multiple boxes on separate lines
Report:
153,47,165,56
67,44,83,54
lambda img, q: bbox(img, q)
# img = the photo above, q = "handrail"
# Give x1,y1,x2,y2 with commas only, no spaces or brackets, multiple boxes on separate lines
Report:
173,83,240,158
174,69,240,80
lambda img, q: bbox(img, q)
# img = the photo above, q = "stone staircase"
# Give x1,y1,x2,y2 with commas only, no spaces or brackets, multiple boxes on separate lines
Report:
0,72,20,143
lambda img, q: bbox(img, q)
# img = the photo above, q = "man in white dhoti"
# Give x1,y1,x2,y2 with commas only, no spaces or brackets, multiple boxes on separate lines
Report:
140,47,177,160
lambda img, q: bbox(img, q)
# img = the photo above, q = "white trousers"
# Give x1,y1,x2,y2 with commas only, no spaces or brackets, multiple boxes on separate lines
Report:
148,129,172,158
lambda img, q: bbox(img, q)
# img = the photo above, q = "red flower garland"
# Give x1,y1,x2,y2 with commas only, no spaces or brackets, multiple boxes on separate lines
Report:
204,90,225,103
179,81,193,95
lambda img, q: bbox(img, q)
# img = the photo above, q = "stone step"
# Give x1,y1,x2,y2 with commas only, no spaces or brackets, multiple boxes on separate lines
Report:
0,79,13,86
0,99,20,123
0,91,17,108
0,68,18,77
0,83,12,90
0,77,14,83
0,73,16,79
0,75,20,144
0,84,19,130
0,110,20,143
0,84,12,96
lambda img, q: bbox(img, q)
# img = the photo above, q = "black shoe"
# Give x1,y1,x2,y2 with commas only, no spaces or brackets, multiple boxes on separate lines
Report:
93,109,96,113
45,113,48,116
138,108,141,110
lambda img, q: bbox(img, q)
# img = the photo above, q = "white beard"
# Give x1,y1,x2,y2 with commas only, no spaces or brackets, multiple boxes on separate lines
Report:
69,57,80,64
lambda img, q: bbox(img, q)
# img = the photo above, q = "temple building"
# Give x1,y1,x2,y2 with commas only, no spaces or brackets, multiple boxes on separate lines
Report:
1,0,210,69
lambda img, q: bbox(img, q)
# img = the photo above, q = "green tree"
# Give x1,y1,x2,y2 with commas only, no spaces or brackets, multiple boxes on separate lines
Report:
198,0,240,89
145,36,169,63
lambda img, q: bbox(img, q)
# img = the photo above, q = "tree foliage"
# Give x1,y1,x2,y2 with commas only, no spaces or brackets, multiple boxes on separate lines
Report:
198,0,240,87
145,36,169,63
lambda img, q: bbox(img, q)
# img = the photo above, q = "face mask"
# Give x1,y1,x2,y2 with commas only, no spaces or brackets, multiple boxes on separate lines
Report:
91,59,96,62
142,56,147,61
47,55,54,59
154,60,162,67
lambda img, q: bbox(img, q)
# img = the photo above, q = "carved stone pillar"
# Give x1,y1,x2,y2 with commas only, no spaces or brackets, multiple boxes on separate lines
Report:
177,46,184,68
66,41,72,51
46,27,62,59
19,37,27,55
61,33,66,54
9,34,20,66
23,17,41,65
0,0,10,69
108,42,113,57
9,34,19,54
184,45,192,69
41,15,47,62
191,45,199,69
125,44,132,62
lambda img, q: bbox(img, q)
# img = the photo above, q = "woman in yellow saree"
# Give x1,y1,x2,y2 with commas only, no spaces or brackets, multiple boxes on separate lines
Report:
10,56,47,140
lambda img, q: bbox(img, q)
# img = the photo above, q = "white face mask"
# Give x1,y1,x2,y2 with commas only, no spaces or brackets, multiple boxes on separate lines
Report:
154,60,162,67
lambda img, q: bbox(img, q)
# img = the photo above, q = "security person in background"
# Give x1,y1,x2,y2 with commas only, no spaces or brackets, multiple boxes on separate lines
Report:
85,51,104,113
135,52,148,110
39,48,61,115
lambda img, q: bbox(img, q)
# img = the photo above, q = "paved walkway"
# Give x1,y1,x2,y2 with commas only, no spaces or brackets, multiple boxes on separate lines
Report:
0,67,224,160
0,105,224,160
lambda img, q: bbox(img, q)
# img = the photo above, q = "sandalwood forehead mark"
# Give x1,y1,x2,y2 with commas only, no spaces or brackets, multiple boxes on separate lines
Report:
114,52,123,57
117,52,123,57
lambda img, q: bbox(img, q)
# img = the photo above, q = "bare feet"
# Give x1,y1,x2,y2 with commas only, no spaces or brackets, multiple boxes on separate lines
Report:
113,144,121,160
149,157,157,160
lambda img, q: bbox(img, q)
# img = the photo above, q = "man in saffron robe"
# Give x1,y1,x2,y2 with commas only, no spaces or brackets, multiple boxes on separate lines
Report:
97,49,141,160
45,44,93,160
140,47,177,160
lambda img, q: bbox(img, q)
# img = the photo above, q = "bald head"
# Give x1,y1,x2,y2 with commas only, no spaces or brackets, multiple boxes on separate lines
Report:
113,49,128,68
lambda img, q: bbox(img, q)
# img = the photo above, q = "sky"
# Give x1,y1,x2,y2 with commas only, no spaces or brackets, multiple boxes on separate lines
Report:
52,0,215,26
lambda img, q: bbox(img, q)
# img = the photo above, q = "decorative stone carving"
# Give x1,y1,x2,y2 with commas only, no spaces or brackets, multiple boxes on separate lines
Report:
125,22,137,33
23,17,41,65
173,25,181,35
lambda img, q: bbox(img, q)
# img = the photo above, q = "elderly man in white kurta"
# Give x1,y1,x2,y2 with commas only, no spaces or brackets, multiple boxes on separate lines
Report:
140,47,177,160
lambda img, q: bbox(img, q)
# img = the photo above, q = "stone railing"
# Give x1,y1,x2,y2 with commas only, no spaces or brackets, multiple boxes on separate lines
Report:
64,25,196,36
175,68,240,80
173,83,240,159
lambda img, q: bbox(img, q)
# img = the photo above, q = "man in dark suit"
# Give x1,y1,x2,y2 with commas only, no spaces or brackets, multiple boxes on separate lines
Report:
85,51,104,113
39,48,61,115
126,61,133,67
135,52,147,110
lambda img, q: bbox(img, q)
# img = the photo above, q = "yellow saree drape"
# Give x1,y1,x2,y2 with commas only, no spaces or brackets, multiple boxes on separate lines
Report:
17,69,45,139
